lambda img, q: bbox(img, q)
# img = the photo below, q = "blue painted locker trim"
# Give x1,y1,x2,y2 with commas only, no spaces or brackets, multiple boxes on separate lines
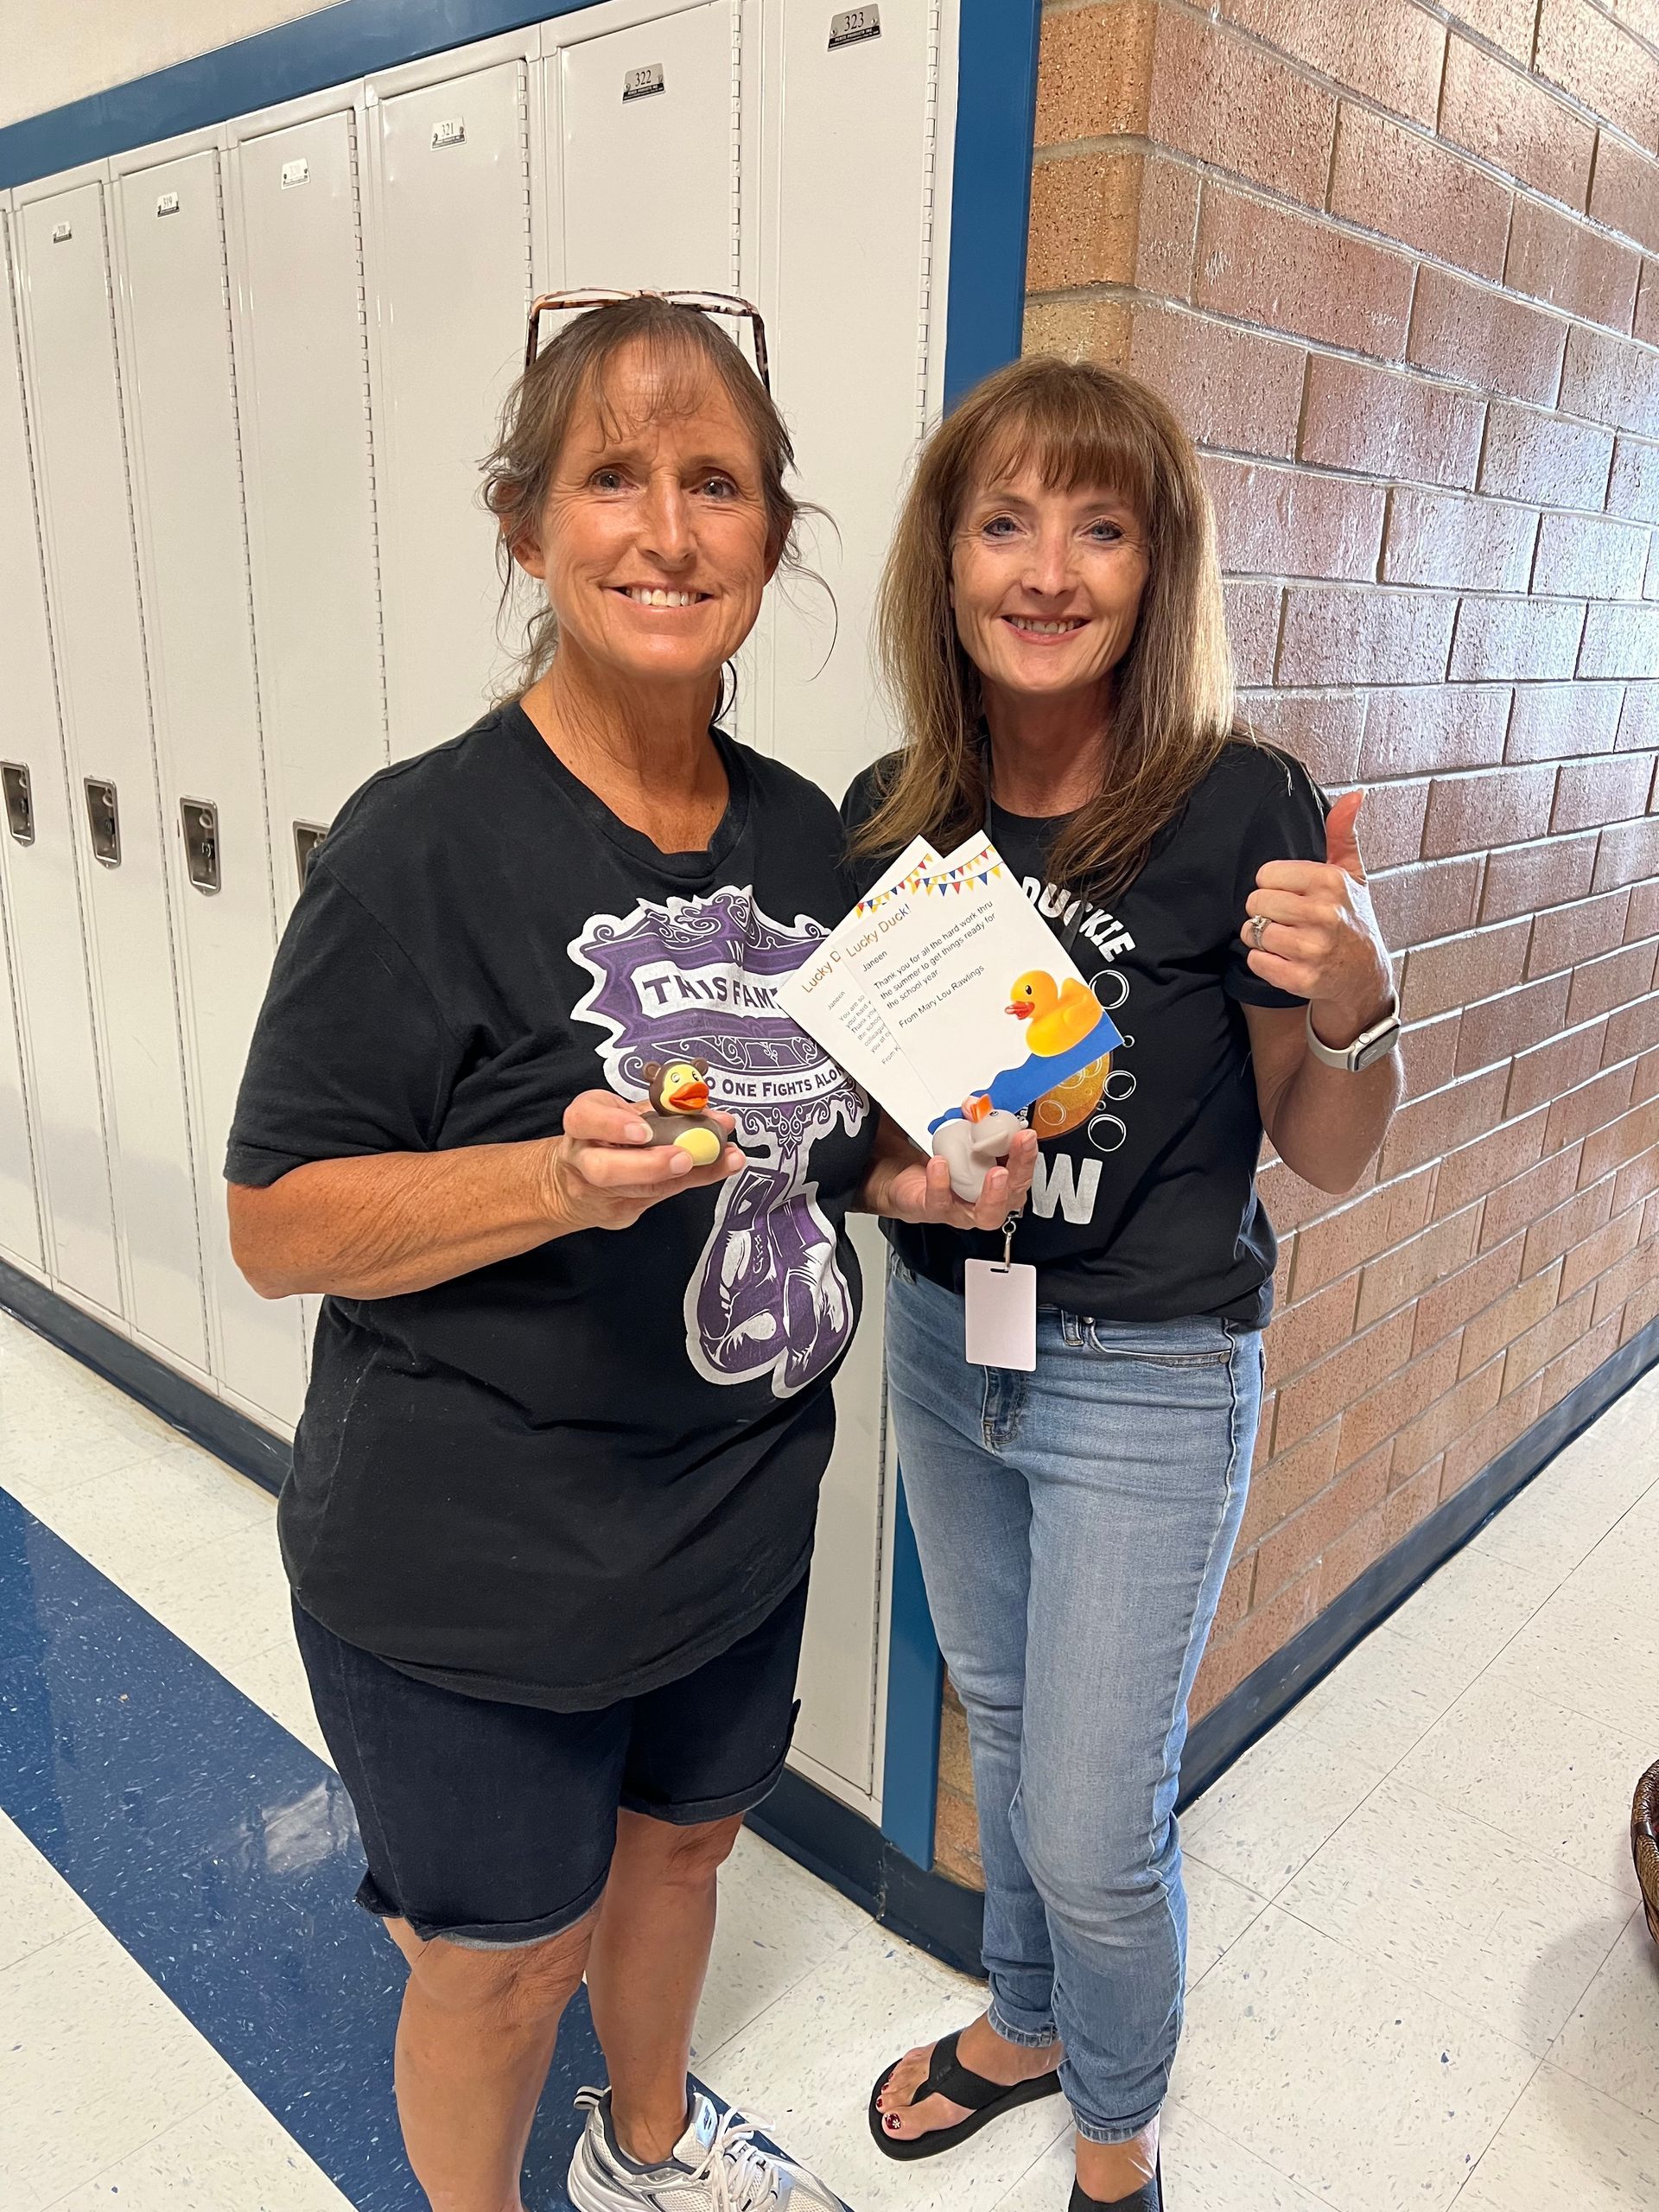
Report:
0,1,593,187
877,1474,945,1868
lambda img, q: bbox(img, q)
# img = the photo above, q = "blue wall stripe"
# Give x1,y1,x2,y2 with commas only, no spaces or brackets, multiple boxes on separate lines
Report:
0,1483,613,2210
0,1,599,187
876,0,1041,1867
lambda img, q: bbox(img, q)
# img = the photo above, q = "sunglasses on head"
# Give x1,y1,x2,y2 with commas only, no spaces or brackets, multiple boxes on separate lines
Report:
524,288,771,391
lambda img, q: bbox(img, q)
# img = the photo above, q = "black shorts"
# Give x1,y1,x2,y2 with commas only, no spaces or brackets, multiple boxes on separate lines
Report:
292,1574,808,1949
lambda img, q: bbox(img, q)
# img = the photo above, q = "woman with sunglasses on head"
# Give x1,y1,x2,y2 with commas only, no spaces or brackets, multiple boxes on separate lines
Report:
845,357,1402,2212
226,293,1026,2212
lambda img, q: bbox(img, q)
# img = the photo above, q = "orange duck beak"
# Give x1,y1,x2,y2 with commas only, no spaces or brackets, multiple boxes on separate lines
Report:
1006,1001,1033,1020
666,1078,710,1113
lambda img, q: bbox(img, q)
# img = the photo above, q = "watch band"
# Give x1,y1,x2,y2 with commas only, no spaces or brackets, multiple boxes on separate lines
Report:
1306,995,1402,1072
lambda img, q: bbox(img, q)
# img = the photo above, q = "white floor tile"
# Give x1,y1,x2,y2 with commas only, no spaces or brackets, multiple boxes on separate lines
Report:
1467,1423,1659,1585
1183,1855,1268,1991
1454,2063,1659,2210
217,1634,331,1767
1179,1717,1385,1899
1279,1776,1631,2056
1480,1566,1657,1748
1549,1910,1659,2124
700,1923,1069,2212
22,1446,271,1592
1392,1670,1647,1898
116,1516,293,1675
0,1921,228,2211
694,1830,868,2062
1281,1621,1476,1770
1175,1907,1535,2212
0,1813,94,1976
43,2079,353,2212
1384,1542,1559,1676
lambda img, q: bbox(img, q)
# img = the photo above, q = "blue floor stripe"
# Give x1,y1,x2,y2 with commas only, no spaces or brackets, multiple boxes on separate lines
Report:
0,1483,620,2210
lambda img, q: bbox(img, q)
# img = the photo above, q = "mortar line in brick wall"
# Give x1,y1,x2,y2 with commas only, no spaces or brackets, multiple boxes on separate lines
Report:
1037,117,1652,277
1579,0,1659,70
1028,261,1658,425
1092,0,1659,251
1195,437,1628,529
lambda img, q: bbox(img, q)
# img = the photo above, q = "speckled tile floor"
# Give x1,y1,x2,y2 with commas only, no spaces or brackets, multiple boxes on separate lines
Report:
1,1306,1656,2211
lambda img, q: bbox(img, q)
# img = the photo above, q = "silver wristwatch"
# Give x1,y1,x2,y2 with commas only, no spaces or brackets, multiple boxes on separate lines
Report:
1305,995,1402,1073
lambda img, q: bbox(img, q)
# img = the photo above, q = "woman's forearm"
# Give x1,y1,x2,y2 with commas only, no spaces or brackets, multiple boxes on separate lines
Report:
1267,1009,1404,1193
229,1140,567,1300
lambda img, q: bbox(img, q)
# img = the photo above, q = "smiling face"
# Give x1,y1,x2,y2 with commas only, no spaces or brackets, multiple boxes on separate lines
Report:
511,339,777,695
950,461,1151,711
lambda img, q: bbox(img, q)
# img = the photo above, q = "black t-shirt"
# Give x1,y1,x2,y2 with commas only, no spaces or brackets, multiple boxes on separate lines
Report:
227,704,876,1710
841,740,1329,1326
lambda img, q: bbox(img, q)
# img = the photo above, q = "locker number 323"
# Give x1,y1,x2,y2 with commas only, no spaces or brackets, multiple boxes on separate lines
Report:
830,6,881,46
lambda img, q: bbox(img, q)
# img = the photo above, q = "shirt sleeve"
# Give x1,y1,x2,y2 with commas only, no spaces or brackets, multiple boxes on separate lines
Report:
1224,749,1332,1008
225,863,456,1187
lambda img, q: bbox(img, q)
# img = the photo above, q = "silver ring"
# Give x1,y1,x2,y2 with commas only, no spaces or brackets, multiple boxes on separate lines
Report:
1249,913,1268,951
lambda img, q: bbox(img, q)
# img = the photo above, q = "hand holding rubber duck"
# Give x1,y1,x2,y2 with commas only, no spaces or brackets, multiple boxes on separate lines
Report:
1238,790,1395,1044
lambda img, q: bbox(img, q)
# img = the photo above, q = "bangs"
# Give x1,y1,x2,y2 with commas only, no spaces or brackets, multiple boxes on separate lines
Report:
964,389,1161,523
580,322,739,443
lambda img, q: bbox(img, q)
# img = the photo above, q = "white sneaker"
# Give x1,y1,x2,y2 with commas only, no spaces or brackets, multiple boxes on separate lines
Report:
567,2084,845,2212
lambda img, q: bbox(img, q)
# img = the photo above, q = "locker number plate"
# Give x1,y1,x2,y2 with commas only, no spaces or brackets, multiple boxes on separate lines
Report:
51,220,73,244
156,191,181,218
281,157,309,188
623,63,666,101
431,117,466,148
830,6,881,47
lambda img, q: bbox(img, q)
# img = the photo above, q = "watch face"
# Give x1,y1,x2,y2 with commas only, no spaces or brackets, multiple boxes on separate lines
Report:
1353,1024,1400,1071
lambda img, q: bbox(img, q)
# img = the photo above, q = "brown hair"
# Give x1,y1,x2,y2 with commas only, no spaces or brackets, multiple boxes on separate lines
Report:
482,296,808,700
855,354,1241,896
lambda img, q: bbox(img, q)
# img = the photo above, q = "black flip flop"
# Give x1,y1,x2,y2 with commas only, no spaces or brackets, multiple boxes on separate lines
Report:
868,2028,1063,2162
1070,2152,1163,2209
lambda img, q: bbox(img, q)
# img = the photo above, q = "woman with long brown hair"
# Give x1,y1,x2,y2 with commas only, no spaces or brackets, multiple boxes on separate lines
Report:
849,357,1403,2211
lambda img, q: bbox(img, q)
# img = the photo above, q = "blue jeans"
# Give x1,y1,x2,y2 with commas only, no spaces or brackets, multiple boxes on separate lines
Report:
885,1263,1262,2143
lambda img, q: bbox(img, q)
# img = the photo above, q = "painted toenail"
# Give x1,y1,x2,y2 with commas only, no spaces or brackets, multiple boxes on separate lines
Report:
884,2115,901,2133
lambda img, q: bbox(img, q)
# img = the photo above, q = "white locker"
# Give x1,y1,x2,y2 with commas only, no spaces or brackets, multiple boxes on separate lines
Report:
0,905,41,1274
370,58,536,759
230,107,388,912
766,10,941,804
14,180,209,1373
556,3,735,291
1,211,111,1292
114,149,306,1426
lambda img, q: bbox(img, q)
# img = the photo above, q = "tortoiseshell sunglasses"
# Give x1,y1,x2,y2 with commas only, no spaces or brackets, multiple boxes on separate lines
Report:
524,288,772,391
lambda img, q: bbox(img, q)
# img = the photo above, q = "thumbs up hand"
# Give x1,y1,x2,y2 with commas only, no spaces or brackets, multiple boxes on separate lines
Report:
1240,790,1396,1047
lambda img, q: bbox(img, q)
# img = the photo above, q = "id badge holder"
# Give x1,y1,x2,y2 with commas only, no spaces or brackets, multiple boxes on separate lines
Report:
963,1217,1037,1371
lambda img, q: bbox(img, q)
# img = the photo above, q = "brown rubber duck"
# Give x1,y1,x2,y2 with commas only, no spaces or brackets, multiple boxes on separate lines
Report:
641,1058,726,1166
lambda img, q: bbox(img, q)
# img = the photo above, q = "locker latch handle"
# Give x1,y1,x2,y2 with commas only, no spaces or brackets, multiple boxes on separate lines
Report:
2,764,33,846
181,798,220,893
293,821,328,887
85,779,120,867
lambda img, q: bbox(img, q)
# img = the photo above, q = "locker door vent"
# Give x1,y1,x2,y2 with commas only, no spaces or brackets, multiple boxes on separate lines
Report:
2,765,34,845
84,779,120,866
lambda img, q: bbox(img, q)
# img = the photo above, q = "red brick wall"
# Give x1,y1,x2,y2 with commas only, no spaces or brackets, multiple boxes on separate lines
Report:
1020,2,1659,1739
